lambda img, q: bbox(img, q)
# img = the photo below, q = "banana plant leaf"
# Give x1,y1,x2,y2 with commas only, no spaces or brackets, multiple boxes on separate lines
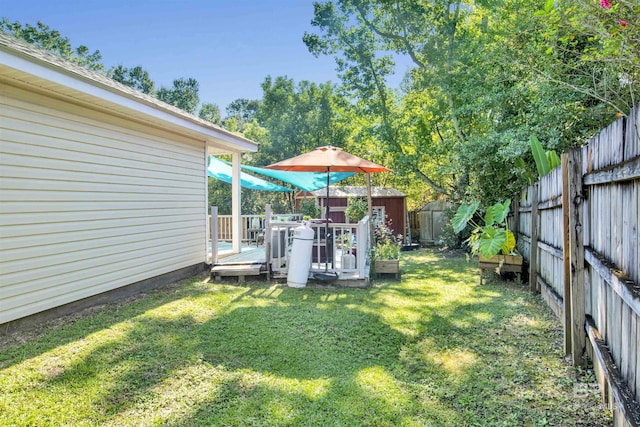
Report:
547,150,561,170
531,135,550,177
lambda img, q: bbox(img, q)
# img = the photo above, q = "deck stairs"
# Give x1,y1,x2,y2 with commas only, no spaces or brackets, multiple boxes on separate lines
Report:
210,261,266,282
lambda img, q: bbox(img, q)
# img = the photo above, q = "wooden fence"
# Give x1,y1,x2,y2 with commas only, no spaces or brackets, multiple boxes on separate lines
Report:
514,106,640,426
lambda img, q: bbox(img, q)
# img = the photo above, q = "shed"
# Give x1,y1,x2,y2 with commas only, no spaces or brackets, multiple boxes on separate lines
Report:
411,200,453,245
0,33,257,327
303,186,407,238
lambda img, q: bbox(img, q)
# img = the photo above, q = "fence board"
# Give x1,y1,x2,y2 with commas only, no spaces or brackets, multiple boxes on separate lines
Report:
623,304,631,381
529,184,539,293
631,313,638,399
613,293,623,373
627,107,640,161
634,180,640,285
517,106,640,425
637,319,640,399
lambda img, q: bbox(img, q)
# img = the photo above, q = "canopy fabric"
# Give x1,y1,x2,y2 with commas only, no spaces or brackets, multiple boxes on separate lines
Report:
207,156,292,192
240,164,354,192
265,145,392,173
266,145,391,259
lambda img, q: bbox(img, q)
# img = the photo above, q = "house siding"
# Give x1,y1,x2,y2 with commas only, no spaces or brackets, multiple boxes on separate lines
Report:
0,85,206,324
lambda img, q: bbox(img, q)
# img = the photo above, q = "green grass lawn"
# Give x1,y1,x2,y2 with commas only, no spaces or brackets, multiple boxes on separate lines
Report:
0,249,610,426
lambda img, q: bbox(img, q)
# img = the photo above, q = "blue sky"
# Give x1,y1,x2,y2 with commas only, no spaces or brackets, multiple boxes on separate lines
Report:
3,0,410,112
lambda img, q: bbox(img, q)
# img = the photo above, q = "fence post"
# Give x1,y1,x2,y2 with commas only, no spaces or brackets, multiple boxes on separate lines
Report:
211,206,218,265
265,204,272,281
529,183,539,293
562,153,572,355
567,147,587,366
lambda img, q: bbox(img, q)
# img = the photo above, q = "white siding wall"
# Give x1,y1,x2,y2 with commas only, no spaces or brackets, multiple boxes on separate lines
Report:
0,85,206,324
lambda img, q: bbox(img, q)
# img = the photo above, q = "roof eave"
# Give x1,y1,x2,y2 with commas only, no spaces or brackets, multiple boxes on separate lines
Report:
0,35,257,154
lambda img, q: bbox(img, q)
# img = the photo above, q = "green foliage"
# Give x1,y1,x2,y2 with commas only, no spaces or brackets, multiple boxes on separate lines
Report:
156,77,200,114
1,18,104,71
537,0,639,114
530,135,561,178
224,98,261,132
454,200,516,258
299,198,321,219
198,103,222,125
373,240,400,260
251,76,352,167
452,201,480,234
548,150,561,170
304,0,633,207
373,217,403,259
530,135,551,178
345,197,368,222
108,65,154,94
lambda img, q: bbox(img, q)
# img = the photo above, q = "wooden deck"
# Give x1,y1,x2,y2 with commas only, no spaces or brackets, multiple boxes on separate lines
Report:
208,240,369,287
218,245,265,264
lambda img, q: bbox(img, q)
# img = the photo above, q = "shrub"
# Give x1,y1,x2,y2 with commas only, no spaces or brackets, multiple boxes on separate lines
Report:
373,217,402,260
345,197,368,222
299,199,321,219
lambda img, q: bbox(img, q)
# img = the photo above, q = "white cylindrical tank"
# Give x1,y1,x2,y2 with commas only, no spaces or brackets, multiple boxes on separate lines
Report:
287,223,315,288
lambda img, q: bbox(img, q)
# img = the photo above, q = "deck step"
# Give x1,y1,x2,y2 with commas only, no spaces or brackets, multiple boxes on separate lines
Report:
211,263,264,282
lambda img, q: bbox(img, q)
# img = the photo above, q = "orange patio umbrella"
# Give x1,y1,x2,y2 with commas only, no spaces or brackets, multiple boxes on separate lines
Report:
266,145,391,270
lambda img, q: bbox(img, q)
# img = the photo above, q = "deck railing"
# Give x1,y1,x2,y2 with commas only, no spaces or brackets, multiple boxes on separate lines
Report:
208,208,370,280
267,216,370,280
209,213,303,242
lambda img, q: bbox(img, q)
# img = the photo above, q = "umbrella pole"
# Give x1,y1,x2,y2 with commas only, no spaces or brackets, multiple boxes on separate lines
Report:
366,173,374,249
325,168,330,272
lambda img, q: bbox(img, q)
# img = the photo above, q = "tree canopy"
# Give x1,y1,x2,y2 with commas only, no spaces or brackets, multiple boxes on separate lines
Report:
304,0,639,205
4,4,638,212
1,18,104,72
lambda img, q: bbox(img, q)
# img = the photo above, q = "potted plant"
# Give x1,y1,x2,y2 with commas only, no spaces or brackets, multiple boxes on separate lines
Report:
372,219,402,278
452,200,523,280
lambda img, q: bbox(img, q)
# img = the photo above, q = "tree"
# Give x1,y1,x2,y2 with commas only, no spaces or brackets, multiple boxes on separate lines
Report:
156,77,200,114
225,98,261,131
1,19,104,71
304,0,632,206
108,65,155,94
537,0,639,115
304,1,451,197
252,76,352,166
199,103,222,125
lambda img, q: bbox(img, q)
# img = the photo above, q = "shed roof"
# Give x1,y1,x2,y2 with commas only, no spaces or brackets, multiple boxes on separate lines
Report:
0,32,257,154
310,186,405,198
416,199,453,211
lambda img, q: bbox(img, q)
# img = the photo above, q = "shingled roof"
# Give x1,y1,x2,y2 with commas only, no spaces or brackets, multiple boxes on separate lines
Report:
0,32,257,153
310,186,405,198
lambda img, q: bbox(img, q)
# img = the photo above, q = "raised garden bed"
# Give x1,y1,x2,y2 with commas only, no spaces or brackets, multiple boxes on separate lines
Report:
375,259,400,279
478,254,523,284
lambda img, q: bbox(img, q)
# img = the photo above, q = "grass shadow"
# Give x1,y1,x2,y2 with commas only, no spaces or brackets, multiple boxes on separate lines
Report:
0,249,611,426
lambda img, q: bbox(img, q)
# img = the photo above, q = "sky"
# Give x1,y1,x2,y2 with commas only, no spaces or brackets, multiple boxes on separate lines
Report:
2,0,411,112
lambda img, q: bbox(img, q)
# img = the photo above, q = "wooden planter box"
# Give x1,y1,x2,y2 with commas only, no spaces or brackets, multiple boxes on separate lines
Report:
478,254,523,284
374,259,400,279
